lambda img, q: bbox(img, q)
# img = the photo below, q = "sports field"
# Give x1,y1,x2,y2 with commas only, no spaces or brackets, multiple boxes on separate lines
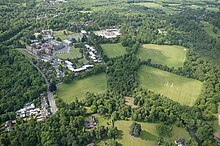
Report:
56,48,81,59
101,43,127,58
114,120,190,146
138,66,203,106
137,44,188,68
57,73,107,103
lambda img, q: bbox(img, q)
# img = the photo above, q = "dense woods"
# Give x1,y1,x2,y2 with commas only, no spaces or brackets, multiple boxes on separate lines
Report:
0,45,46,123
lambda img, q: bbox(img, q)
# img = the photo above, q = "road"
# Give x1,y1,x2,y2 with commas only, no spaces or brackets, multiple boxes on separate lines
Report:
28,59,58,114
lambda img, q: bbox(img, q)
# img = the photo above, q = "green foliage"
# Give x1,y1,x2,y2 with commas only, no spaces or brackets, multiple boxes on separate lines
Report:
129,122,142,137
156,124,172,137
0,46,46,123
107,54,140,96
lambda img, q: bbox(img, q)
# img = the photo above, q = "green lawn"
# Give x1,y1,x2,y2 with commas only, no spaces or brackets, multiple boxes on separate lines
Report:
101,43,127,58
56,48,81,59
137,44,188,68
138,66,203,106
114,120,190,146
54,30,83,41
201,21,220,45
57,73,107,103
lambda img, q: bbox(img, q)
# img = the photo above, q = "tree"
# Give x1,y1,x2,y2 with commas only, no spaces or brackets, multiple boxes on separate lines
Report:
105,139,118,146
49,81,57,92
196,125,214,142
156,124,172,137
129,122,142,137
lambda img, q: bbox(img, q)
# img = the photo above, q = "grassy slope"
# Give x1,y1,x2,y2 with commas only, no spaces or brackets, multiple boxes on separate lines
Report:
115,120,190,146
57,48,81,59
101,43,127,58
17,49,36,60
137,44,188,68
57,73,107,103
138,66,203,106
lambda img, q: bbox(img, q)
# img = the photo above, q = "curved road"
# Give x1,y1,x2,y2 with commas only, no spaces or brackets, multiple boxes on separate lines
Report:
28,59,58,114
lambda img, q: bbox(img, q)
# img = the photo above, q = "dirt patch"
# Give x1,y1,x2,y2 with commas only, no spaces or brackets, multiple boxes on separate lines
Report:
124,96,138,108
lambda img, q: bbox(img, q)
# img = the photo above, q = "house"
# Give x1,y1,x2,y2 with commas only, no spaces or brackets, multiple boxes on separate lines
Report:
84,121,94,129
5,120,13,132
158,28,167,35
175,139,186,146
85,44,90,49
81,30,87,34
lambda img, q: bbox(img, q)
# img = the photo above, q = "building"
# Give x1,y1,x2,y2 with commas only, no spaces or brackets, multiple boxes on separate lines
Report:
42,29,54,40
175,139,186,146
26,40,64,55
158,28,167,35
94,29,121,39
81,30,87,34
5,120,13,132
49,40,64,50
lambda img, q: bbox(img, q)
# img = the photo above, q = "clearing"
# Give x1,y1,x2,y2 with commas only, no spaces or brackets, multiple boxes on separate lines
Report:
201,21,220,45
101,43,127,58
137,44,188,68
124,96,137,108
57,73,107,103
56,47,81,59
138,66,203,106
114,120,190,146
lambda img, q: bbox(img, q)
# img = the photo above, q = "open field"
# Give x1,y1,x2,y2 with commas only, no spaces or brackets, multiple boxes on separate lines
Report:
132,2,176,14
56,47,81,59
201,21,220,45
57,73,107,103
114,120,190,146
137,44,188,68
101,43,127,58
138,66,203,106
54,30,83,41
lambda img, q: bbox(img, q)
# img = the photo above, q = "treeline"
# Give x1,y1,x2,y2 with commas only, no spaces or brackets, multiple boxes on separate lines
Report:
0,45,46,123
106,54,140,96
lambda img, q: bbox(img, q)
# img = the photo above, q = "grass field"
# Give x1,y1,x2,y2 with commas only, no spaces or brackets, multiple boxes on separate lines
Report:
57,73,107,103
138,66,203,106
201,21,220,45
132,2,175,14
101,43,127,58
137,44,188,68
115,120,190,146
54,30,83,41
56,48,81,59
